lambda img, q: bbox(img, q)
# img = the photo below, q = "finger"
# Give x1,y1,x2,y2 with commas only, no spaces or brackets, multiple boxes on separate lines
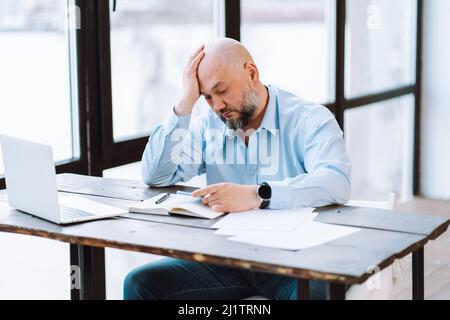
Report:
190,44,205,60
189,50,205,70
192,184,220,198
201,195,210,205
202,193,221,207
211,204,226,213
204,193,220,205
205,198,220,208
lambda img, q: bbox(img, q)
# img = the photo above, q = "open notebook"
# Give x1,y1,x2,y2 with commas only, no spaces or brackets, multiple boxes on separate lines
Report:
128,194,225,219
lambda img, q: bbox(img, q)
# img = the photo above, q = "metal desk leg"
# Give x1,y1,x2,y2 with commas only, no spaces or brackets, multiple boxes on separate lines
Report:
412,247,424,300
70,244,106,300
297,279,309,300
328,283,346,300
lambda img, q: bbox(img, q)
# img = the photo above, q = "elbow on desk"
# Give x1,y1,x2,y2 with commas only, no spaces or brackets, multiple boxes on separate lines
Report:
142,172,172,188
322,163,351,206
140,155,169,187
333,174,351,205
141,165,172,188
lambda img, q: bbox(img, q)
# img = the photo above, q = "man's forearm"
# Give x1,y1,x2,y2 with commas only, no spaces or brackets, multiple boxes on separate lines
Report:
267,169,351,209
142,110,191,187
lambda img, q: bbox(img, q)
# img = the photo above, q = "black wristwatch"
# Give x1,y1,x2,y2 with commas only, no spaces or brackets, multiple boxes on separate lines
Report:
257,182,272,209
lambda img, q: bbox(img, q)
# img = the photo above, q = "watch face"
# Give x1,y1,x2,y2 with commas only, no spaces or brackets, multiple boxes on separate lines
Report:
258,184,271,200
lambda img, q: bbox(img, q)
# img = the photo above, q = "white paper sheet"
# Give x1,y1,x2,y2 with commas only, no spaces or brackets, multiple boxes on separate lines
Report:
59,195,127,216
213,214,309,234
212,207,316,232
226,221,360,251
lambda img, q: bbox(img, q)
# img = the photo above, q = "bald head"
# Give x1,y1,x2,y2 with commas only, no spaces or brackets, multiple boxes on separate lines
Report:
197,38,260,96
199,38,254,75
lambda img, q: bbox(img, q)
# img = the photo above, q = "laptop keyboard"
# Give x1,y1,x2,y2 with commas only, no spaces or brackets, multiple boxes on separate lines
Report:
60,206,95,220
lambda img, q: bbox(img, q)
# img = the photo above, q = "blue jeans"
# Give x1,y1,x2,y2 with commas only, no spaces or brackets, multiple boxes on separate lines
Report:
123,257,327,300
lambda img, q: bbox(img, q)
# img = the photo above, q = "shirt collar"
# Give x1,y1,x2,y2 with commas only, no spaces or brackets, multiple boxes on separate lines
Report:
224,85,279,137
258,85,278,136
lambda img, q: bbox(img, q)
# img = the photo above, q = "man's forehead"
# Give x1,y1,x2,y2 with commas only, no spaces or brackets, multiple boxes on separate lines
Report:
198,53,231,91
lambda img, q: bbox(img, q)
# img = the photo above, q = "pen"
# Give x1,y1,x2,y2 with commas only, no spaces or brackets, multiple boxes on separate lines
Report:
155,193,171,204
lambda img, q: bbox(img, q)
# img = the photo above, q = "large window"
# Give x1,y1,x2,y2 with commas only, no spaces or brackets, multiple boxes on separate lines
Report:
0,0,80,176
343,0,419,201
241,0,335,104
345,95,415,201
345,0,417,98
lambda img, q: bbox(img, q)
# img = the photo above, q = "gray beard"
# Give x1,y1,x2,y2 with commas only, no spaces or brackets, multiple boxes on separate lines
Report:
226,104,256,130
222,86,260,130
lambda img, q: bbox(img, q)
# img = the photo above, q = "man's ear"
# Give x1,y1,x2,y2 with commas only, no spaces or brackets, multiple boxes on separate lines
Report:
244,61,259,82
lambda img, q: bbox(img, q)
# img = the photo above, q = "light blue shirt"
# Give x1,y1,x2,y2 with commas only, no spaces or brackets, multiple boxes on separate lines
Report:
142,85,351,209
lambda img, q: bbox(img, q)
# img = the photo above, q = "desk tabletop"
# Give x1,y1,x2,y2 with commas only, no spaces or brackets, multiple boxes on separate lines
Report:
0,173,448,285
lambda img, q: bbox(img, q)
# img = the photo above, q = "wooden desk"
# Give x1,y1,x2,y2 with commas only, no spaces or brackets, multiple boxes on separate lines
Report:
0,174,448,300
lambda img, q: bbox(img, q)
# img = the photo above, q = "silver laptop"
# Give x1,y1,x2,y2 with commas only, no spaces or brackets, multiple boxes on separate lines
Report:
0,135,126,224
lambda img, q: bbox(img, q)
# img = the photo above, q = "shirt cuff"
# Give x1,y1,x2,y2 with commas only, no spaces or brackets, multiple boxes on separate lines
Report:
163,107,191,133
267,181,292,209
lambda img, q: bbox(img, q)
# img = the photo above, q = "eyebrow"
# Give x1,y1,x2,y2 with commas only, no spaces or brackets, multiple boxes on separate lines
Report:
201,81,226,96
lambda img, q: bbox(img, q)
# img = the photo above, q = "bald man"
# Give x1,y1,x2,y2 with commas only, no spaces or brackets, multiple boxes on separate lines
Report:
124,38,351,300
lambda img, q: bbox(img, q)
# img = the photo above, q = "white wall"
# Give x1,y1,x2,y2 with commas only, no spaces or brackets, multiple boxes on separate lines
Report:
421,0,450,199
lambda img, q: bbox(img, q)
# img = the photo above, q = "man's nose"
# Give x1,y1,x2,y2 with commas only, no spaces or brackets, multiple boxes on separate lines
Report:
212,98,226,113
